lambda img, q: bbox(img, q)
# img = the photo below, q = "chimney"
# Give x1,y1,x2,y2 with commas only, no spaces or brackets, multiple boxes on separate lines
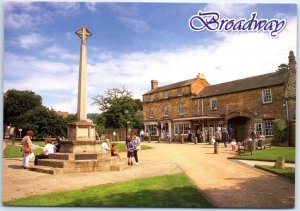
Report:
289,51,296,69
196,73,206,80
151,80,158,90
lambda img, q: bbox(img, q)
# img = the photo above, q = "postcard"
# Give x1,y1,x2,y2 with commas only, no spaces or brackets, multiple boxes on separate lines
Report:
2,1,297,208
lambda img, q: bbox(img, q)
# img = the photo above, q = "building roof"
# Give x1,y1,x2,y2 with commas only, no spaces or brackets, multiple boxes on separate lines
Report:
143,78,197,95
195,70,289,98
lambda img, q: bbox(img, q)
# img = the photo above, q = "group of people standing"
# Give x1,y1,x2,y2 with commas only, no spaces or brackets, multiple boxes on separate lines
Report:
214,127,230,147
126,134,141,166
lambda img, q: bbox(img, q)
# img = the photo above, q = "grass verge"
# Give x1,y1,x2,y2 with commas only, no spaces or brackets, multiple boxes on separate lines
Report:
232,147,295,163
255,165,295,181
4,173,213,207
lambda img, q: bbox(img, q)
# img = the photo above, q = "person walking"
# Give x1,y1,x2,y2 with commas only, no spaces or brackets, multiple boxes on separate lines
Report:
21,130,34,169
132,134,141,165
222,128,229,147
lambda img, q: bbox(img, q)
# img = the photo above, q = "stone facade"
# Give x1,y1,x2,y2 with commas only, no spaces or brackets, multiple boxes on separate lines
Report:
142,52,296,143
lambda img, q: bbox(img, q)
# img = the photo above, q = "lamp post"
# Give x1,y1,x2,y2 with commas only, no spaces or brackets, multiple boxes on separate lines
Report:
125,110,128,143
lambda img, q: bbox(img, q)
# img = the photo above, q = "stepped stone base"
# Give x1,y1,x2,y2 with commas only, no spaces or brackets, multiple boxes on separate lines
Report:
28,152,127,175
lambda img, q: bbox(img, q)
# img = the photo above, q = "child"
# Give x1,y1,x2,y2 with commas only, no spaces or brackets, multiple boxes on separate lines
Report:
126,137,134,166
111,143,120,158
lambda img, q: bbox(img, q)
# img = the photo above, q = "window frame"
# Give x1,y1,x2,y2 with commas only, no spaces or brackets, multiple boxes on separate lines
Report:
264,120,273,136
149,108,154,119
262,89,272,104
174,123,190,135
163,106,169,117
210,97,218,110
178,87,183,96
178,103,184,115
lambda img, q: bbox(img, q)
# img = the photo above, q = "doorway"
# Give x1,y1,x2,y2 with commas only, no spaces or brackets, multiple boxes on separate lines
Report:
228,116,251,141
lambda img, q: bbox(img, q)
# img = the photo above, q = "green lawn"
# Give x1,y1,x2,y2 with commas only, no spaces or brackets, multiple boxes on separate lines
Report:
3,141,45,158
4,173,213,207
256,165,295,180
233,147,295,163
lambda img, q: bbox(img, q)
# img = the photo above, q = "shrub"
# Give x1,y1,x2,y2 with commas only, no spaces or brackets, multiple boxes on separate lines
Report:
272,119,288,143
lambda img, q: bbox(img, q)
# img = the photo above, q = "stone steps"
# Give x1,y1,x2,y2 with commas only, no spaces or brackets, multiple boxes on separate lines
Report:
28,165,63,175
31,156,128,175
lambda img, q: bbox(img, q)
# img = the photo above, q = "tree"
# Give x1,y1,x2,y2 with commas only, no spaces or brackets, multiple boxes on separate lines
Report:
15,106,67,140
4,89,42,126
272,119,288,143
276,63,289,72
92,87,143,129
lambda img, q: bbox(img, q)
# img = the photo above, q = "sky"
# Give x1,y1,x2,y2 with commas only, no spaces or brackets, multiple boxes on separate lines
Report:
3,1,298,114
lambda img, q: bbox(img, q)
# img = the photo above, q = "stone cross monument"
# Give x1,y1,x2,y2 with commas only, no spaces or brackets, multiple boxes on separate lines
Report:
60,26,97,153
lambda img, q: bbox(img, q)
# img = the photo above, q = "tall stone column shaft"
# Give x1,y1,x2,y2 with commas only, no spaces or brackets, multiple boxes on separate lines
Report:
77,40,87,120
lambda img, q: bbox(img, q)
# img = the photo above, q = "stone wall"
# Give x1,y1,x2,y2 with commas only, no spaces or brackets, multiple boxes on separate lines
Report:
197,84,287,122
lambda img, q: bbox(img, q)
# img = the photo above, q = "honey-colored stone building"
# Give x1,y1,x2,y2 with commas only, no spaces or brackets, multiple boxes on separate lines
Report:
142,51,296,144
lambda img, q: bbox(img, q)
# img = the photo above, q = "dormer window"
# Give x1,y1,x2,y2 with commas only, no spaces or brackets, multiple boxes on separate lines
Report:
178,88,183,96
164,91,169,99
150,94,154,101
210,97,217,110
262,89,272,104
163,106,169,116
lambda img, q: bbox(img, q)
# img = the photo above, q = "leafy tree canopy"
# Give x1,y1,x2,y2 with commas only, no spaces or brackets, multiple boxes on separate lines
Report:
92,87,143,129
276,63,289,72
4,89,42,125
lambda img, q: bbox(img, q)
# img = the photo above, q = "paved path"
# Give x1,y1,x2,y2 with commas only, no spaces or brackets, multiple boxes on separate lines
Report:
2,142,295,208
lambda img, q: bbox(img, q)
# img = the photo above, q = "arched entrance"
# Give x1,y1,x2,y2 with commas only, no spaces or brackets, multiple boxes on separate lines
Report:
228,116,251,141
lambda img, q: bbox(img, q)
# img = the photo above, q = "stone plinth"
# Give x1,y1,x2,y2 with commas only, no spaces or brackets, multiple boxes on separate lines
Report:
59,140,100,153
67,120,96,141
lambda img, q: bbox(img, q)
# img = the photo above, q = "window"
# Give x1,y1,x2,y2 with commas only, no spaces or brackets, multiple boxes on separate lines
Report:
265,120,273,136
149,108,154,118
178,88,183,96
174,123,190,135
178,103,184,115
262,89,272,104
150,94,154,101
145,124,158,136
254,123,263,135
163,106,169,116
164,91,169,99
210,97,217,110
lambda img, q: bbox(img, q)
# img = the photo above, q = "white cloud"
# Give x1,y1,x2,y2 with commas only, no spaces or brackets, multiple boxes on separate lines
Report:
5,12,34,29
48,2,81,16
203,3,255,17
118,16,151,33
16,33,47,48
43,45,78,61
85,2,98,13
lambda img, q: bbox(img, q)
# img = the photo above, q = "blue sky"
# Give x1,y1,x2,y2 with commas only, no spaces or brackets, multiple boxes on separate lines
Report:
3,2,298,114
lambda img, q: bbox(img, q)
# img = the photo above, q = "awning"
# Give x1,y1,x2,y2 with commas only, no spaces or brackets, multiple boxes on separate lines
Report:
173,116,222,122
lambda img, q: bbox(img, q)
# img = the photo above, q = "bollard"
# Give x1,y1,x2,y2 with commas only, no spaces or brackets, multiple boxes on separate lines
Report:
181,137,184,144
149,136,151,143
169,136,171,144
214,141,218,154
158,136,160,143
195,137,198,144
